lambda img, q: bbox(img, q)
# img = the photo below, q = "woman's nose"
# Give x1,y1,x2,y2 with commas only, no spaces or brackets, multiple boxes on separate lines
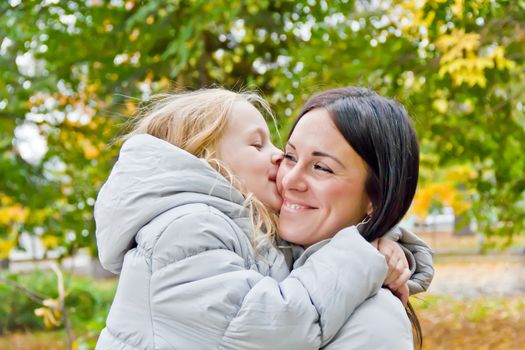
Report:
281,164,307,192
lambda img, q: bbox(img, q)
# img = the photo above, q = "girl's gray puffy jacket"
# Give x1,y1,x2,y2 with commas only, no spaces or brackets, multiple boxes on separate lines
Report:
94,135,426,349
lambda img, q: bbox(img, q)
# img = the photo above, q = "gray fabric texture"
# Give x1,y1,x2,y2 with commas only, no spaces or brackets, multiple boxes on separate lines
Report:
321,289,414,350
385,226,435,294
95,135,396,349
95,134,416,349
398,227,435,294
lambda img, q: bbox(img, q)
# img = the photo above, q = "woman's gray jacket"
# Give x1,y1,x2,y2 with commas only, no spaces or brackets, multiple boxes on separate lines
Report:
95,135,430,349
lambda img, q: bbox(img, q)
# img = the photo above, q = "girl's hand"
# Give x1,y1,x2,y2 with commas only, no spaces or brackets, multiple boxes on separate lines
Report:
391,283,409,307
372,238,411,305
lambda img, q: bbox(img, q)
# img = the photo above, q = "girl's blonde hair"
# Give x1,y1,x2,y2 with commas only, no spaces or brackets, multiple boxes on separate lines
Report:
124,88,279,248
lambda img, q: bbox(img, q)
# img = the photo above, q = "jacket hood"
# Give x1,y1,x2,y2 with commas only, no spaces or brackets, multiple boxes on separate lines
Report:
94,134,247,273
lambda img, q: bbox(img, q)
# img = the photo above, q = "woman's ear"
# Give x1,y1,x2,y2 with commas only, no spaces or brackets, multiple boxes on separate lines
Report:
366,202,373,216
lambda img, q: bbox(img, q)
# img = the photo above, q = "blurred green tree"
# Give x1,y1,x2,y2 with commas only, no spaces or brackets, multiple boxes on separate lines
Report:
0,0,523,258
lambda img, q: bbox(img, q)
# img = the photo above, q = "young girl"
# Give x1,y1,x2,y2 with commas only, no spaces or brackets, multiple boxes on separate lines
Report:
95,88,431,349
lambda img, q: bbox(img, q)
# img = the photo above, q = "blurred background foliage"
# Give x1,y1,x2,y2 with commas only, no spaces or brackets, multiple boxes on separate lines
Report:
0,269,116,348
0,0,524,259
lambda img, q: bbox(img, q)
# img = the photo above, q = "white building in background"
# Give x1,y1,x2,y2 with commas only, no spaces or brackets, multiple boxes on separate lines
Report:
7,232,113,278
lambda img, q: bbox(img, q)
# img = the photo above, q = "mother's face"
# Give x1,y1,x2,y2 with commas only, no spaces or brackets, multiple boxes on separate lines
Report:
276,108,371,247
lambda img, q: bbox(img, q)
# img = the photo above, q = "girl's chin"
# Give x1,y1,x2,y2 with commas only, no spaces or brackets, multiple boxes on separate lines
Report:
271,198,283,212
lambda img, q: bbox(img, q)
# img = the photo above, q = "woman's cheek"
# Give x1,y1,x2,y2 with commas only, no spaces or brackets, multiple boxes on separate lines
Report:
276,165,286,194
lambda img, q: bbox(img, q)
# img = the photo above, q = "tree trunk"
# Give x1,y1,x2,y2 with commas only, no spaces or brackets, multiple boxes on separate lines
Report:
0,258,9,270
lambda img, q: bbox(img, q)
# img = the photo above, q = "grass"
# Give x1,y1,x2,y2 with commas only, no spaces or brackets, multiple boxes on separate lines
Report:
1,256,524,349
0,330,67,350
2,294,524,350
413,294,525,349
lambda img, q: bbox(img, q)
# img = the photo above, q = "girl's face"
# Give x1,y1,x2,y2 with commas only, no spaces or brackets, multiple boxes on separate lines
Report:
216,101,283,211
276,108,371,247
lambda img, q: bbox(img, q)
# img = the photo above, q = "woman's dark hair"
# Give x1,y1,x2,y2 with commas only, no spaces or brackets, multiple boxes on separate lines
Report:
289,86,419,242
289,86,422,349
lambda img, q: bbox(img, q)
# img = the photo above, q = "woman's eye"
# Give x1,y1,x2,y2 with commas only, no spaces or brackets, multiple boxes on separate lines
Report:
283,153,297,162
314,164,333,174
251,144,263,150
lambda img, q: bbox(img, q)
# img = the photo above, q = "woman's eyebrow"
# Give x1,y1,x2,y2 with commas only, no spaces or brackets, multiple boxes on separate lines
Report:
287,142,345,167
312,151,345,167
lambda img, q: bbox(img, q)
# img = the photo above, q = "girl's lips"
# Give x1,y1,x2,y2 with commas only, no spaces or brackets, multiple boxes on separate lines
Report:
269,170,278,182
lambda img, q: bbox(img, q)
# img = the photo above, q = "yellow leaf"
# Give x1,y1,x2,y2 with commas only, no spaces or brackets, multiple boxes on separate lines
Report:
411,166,474,218
432,99,448,113
34,306,61,329
492,46,516,70
80,139,100,160
129,28,140,42
0,239,15,259
451,0,464,19
0,205,29,225
41,235,59,250
435,30,514,88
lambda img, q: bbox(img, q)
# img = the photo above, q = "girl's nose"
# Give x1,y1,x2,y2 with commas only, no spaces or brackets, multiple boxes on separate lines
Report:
271,151,284,166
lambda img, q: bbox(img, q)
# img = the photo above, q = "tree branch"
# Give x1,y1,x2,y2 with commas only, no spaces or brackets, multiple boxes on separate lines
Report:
0,274,50,303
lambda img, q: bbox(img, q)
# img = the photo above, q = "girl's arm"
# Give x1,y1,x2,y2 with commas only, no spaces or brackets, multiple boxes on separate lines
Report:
383,226,435,295
149,210,387,350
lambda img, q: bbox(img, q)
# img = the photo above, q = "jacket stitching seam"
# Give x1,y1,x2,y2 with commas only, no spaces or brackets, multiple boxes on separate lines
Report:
149,207,228,252
218,284,249,348
148,267,155,350
148,206,243,349
135,245,150,258
104,325,142,349
288,275,325,344
153,247,238,274
151,209,248,273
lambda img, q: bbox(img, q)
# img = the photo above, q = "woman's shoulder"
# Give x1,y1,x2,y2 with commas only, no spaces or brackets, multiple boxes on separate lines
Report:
351,288,411,328
323,289,414,350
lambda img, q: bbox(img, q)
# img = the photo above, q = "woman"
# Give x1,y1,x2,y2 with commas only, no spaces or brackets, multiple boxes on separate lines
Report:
94,88,431,349
278,86,427,349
